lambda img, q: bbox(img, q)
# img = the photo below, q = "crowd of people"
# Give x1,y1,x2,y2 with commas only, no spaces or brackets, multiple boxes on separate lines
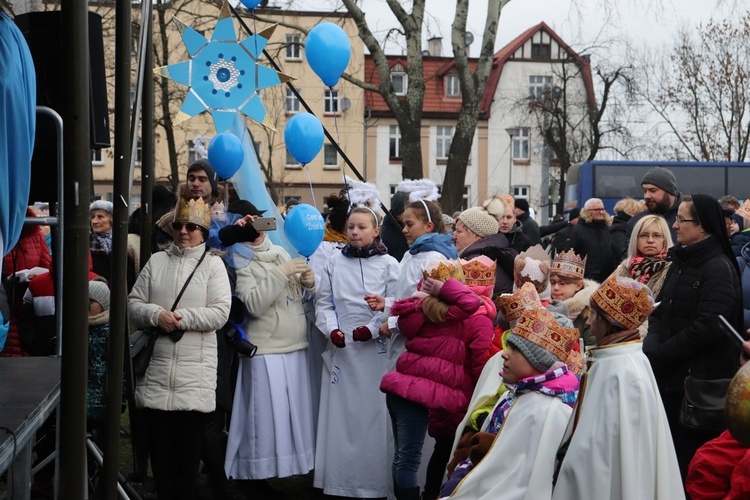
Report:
3,161,749,500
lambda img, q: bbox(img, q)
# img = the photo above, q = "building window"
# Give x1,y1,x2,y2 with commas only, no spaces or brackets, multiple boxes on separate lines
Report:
285,34,302,60
324,89,339,114
512,128,530,160
389,125,401,159
323,144,338,168
91,149,104,166
531,42,551,59
135,137,143,166
529,75,552,100
445,75,460,97
285,149,300,169
286,88,301,114
391,72,407,96
436,126,453,160
188,139,205,165
513,186,530,199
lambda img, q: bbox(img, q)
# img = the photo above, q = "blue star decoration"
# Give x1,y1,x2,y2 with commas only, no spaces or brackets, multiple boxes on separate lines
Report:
154,1,293,133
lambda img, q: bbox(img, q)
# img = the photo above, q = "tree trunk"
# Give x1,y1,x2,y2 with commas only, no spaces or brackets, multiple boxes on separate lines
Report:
156,6,180,194
441,112,477,213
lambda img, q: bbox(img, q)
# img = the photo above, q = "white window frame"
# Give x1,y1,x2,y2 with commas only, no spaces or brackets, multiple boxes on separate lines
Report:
285,149,301,169
91,149,104,166
324,89,339,115
389,125,402,159
285,34,302,60
445,74,460,97
529,75,552,101
286,88,301,114
513,185,530,199
323,143,339,169
436,125,454,160
512,128,530,160
391,72,407,96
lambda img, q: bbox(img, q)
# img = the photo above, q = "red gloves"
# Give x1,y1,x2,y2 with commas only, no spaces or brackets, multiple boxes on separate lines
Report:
330,329,346,348
352,326,372,342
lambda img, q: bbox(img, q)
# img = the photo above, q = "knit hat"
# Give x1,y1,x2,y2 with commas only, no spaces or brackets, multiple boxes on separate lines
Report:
187,158,219,197
568,207,581,221
228,199,266,217
481,197,505,220
591,275,655,330
174,197,211,230
442,213,455,227
515,198,530,213
90,199,113,214
285,198,300,210
390,190,410,217
641,167,677,195
495,282,543,326
458,207,499,238
550,251,586,281
506,308,578,373
89,279,110,311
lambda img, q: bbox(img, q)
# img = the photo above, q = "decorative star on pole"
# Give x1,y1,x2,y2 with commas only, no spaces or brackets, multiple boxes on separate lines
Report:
154,1,293,133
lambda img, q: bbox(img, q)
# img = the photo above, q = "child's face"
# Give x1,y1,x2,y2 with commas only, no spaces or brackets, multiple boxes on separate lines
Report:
501,344,541,384
89,300,103,317
402,208,434,245
549,275,583,300
347,212,380,248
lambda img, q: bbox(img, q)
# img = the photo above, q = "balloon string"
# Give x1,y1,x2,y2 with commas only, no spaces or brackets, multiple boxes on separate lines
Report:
252,16,259,101
331,85,352,209
304,164,317,208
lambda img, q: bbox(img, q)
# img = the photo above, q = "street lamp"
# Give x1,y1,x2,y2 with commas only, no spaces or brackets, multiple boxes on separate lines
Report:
505,126,519,195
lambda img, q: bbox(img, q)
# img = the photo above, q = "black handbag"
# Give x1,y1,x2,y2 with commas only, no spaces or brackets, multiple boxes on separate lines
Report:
129,251,207,377
679,375,731,432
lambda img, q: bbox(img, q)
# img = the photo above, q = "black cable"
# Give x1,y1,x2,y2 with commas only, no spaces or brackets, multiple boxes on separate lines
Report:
0,426,17,500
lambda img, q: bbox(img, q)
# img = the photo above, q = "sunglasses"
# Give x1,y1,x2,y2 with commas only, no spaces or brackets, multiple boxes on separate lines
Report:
172,222,201,232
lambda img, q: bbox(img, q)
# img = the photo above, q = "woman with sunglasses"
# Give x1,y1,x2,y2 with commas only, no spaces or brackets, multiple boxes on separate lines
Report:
128,198,231,500
644,194,742,483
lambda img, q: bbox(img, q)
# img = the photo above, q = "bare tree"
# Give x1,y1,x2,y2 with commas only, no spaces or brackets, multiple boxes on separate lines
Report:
636,14,750,162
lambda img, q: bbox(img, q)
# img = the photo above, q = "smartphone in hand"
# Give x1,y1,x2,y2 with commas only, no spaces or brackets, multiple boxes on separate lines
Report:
252,217,277,231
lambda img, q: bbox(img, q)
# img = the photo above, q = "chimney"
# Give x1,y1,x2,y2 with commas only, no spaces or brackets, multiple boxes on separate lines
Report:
427,37,442,57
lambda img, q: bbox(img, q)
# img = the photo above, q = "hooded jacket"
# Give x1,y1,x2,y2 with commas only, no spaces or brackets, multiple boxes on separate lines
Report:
502,220,532,254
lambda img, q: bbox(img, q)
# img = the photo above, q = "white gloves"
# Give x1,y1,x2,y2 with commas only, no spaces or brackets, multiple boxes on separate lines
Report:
277,258,308,278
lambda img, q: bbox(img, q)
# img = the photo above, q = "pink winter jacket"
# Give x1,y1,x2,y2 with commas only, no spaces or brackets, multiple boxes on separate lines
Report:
380,278,494,435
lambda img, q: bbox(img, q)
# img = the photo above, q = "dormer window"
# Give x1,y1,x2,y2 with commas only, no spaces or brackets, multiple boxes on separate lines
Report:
390,64,407,96
445,74,460,97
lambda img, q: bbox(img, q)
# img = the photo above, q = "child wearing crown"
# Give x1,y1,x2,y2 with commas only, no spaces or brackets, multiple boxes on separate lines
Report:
549,250,599,346
439,307,580,499
379,257,495,500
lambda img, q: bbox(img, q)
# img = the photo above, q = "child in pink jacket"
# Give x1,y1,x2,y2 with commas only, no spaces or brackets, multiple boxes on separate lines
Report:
380,258,494,500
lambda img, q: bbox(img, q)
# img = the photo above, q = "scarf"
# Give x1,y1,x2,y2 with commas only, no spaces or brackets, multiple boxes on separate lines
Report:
91,231,113,254
341,241,388,259
627,247,668,284
324,222,348,243
487,366,578,434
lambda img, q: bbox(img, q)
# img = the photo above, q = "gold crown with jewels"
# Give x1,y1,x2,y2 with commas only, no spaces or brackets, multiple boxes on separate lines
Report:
174,197,211,230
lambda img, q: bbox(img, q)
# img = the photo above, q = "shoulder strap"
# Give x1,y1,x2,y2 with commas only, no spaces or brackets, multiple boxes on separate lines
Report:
170,250,208,312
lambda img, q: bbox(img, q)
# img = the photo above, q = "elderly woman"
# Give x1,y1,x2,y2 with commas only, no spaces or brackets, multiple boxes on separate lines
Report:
225,213,317,483
454,206,517,296
90,199,113,282
128,198,231,500
644,194,742,481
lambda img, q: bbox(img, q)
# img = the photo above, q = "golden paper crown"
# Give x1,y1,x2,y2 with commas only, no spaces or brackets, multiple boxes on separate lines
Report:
566,349,583,376
494,282,543,324
550,250,586,281
460,256,496,287
513,308,579,362
174,198,211,230
499,193,515,210
422,260,464,283
736,199,750,222
591,275,655,330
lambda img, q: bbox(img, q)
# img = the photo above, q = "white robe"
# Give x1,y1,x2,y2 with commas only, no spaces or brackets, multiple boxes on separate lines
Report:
446,392,572,499
552,341,684,500
314,251,400,498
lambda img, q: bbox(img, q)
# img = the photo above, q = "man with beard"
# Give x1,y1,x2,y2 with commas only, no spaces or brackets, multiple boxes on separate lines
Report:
622,167,682,257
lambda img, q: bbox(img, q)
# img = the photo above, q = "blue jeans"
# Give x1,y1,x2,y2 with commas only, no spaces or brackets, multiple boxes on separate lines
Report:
386,393,429,490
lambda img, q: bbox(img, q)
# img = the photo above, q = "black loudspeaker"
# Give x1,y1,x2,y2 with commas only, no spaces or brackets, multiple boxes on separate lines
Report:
15,11,111,204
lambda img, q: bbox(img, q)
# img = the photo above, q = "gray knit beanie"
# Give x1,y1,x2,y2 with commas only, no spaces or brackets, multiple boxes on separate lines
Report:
641,167,677,195
89,279,110,311
506,334,559,373
458,207,499,238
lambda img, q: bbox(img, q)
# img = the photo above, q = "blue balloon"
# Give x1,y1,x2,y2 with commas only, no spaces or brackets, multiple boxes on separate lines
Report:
284,113,324,165
283,203,324,258
306,22,351,87
239,0,262,9
208,132,244,180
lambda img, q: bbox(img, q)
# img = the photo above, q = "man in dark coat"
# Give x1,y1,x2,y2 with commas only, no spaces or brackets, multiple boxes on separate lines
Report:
380,190,409,261
514,198,541,245
549,207,580,255
623,166,682,256
562,198,617,283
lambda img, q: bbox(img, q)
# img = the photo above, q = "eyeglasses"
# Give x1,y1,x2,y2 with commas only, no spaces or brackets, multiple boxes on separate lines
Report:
675,216,698,224
172,222,200,232
638,232,664,239
588,208,606,212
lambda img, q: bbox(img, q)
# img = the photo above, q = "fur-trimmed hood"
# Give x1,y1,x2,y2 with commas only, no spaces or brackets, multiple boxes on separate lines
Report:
560,279,599,320
579,208,612,226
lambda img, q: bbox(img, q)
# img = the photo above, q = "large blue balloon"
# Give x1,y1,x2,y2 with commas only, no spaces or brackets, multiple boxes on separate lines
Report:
306,22,351,87
208,132,244,180
284,113,324,165
239,0,262,9
284,203,324,258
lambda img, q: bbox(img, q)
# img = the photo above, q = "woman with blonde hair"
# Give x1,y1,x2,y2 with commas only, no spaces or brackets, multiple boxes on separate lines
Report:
615,214,673,299
611,197,648,259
